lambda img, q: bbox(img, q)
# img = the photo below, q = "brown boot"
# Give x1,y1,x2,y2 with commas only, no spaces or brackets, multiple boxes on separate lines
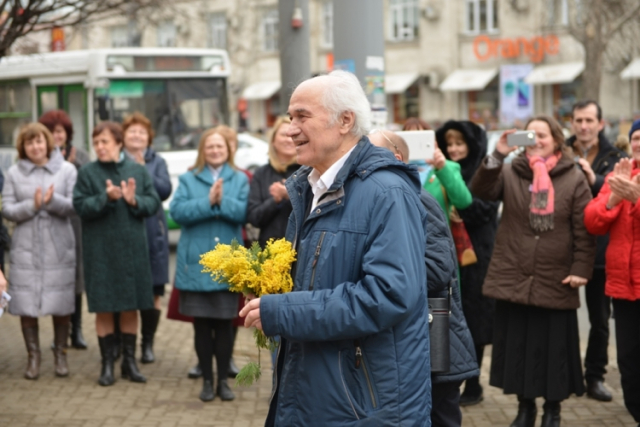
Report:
22,326,40,380
52,317,70,377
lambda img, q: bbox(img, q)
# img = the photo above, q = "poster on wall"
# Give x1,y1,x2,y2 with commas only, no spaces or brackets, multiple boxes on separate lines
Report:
500,64,534,126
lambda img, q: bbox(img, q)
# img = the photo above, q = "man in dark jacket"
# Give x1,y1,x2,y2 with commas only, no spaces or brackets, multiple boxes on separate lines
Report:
371,130,478,427
241,71,431,426
567,100,626,402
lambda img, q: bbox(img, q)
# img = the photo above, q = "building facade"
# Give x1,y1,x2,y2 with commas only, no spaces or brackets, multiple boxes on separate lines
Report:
13,0,640,133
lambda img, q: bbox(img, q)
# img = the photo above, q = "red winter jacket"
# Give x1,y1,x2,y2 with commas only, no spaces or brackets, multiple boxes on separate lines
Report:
584,167,640,301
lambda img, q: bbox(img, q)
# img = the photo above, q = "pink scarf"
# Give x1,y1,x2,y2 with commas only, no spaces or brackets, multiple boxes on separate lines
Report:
527,152,561,232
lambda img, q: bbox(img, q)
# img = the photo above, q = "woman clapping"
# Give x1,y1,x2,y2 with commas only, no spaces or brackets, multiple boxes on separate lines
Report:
73,121,160,386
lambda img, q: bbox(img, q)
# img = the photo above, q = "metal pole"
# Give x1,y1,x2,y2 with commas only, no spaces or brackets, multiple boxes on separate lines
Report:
333,0,387,127
278,0,311,114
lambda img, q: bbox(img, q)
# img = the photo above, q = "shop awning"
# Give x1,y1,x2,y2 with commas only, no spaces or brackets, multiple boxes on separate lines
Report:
621,58,640,80
439,68,498,92
385,72,420,94
242,81,281,100
524,62,584,85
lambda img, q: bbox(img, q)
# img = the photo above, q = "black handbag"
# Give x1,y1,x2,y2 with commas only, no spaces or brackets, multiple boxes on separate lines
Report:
428,281,451,374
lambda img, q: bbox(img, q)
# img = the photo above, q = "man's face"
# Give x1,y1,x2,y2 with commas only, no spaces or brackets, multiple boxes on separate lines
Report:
571,104,604,146
287,80,344,174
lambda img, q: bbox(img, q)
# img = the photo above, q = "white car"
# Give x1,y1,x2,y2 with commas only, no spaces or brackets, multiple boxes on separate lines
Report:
159,133,269,228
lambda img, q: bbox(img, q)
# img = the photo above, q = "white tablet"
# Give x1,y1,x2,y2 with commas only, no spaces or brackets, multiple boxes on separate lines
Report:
396,130,436,161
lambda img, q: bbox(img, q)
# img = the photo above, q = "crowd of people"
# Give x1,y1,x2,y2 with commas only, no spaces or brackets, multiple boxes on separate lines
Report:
0,70,639,427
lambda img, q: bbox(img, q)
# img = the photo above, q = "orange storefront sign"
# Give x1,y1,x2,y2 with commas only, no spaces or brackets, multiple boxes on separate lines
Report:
473,34,559,63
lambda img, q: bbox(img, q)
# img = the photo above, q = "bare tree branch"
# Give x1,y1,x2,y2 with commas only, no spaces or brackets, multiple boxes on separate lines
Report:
605,1,640,39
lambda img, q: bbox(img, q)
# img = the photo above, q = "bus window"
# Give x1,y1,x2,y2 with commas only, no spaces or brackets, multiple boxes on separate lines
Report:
94,78,228,152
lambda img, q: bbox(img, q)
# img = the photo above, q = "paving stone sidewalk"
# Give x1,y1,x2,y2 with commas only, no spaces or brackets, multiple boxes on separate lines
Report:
0,292,636,427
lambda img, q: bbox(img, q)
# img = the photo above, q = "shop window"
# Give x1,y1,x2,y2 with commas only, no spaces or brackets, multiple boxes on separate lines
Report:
546,0,568,27
465,0,499,34
208,12,227,49
320,1,333,49
262,9,279,52
389,0,419,42
468,78,499,130
392,82,420,124
0,81,32,147
157,21,177,47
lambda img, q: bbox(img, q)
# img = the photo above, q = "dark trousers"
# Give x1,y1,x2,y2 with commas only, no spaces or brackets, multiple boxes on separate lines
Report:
584,268,611,383
431,380,463,427
193,317,233,383
612,299,640,422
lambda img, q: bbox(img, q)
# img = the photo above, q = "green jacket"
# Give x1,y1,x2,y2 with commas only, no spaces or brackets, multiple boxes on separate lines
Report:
73,158,161,313
422,160,472,221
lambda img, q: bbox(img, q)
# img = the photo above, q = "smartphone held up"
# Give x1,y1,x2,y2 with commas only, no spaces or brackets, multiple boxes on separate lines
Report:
507,130,536,147
396,130,436,162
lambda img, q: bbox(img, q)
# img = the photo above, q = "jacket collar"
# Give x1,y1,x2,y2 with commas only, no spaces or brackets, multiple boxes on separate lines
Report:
17,147,64,175
192,162,234,185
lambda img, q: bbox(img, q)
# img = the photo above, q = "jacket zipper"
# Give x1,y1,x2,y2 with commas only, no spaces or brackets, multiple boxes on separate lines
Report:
339,351,360,420
308,231,326,291
355,342,377,409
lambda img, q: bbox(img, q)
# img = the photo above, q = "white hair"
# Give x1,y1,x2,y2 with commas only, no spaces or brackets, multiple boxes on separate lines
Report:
320,70,372,137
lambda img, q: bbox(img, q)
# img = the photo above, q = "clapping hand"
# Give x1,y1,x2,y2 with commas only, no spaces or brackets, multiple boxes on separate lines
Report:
606,160,632,207
121,178,137,207
269,181,288,203
43,184,54,205
106,179,123,201
209,179,223,206
34,187,43,210
426,147,447,170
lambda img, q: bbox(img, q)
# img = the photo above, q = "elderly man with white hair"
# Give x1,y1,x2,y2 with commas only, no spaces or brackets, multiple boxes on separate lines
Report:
241,71,432,426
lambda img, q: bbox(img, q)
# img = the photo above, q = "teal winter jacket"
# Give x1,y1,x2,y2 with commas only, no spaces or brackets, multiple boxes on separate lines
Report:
170,163,249,292
261,138,432,427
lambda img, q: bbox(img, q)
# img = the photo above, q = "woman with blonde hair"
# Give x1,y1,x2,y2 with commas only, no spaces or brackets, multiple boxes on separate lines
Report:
3,123,78,379
169,127,249,402
247,116,298,248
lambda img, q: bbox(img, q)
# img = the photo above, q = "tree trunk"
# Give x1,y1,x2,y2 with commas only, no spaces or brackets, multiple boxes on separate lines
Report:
581,37,604,102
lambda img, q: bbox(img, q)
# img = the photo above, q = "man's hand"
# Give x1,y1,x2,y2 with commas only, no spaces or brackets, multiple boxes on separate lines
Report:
43,184,54,205
34,187,43,210
106,179,122,201
121,178,137,207
562,275,588,288
269,181,288,203
577,158,596,186
239,297,262,330
427,147,447,171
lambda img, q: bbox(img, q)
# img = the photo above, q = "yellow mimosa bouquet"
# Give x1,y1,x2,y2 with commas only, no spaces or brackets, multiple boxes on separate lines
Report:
200,238,296,386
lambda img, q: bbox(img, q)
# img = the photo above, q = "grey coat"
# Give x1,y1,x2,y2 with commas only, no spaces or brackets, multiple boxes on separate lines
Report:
2,152,77,317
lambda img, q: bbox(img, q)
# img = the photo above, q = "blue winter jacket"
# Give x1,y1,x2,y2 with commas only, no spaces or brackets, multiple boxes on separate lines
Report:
170,163,248,292
420,190,479,384
261,138,432,427
144,148,172,286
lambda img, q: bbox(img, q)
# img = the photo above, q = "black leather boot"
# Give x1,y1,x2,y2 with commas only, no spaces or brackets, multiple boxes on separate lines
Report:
121,333,146,383
541,400,561,427
217,379,235,401
200,379,215,402
70,295,88,349
140,309,160,364
98,334,116,386
510,396,537,427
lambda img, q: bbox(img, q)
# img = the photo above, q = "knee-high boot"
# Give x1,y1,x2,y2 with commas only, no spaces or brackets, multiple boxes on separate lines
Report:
98,334,116,386
22,326,40,380
70,294,87,349
121,333,146,383
140,309,160,364
52,317,70,377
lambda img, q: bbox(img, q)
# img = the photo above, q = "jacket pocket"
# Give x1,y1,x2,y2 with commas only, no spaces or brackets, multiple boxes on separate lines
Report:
338,350,363,420
354,341,379,410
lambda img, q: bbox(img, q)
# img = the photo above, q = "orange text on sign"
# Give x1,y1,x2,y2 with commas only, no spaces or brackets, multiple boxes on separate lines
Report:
473,34,559,63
